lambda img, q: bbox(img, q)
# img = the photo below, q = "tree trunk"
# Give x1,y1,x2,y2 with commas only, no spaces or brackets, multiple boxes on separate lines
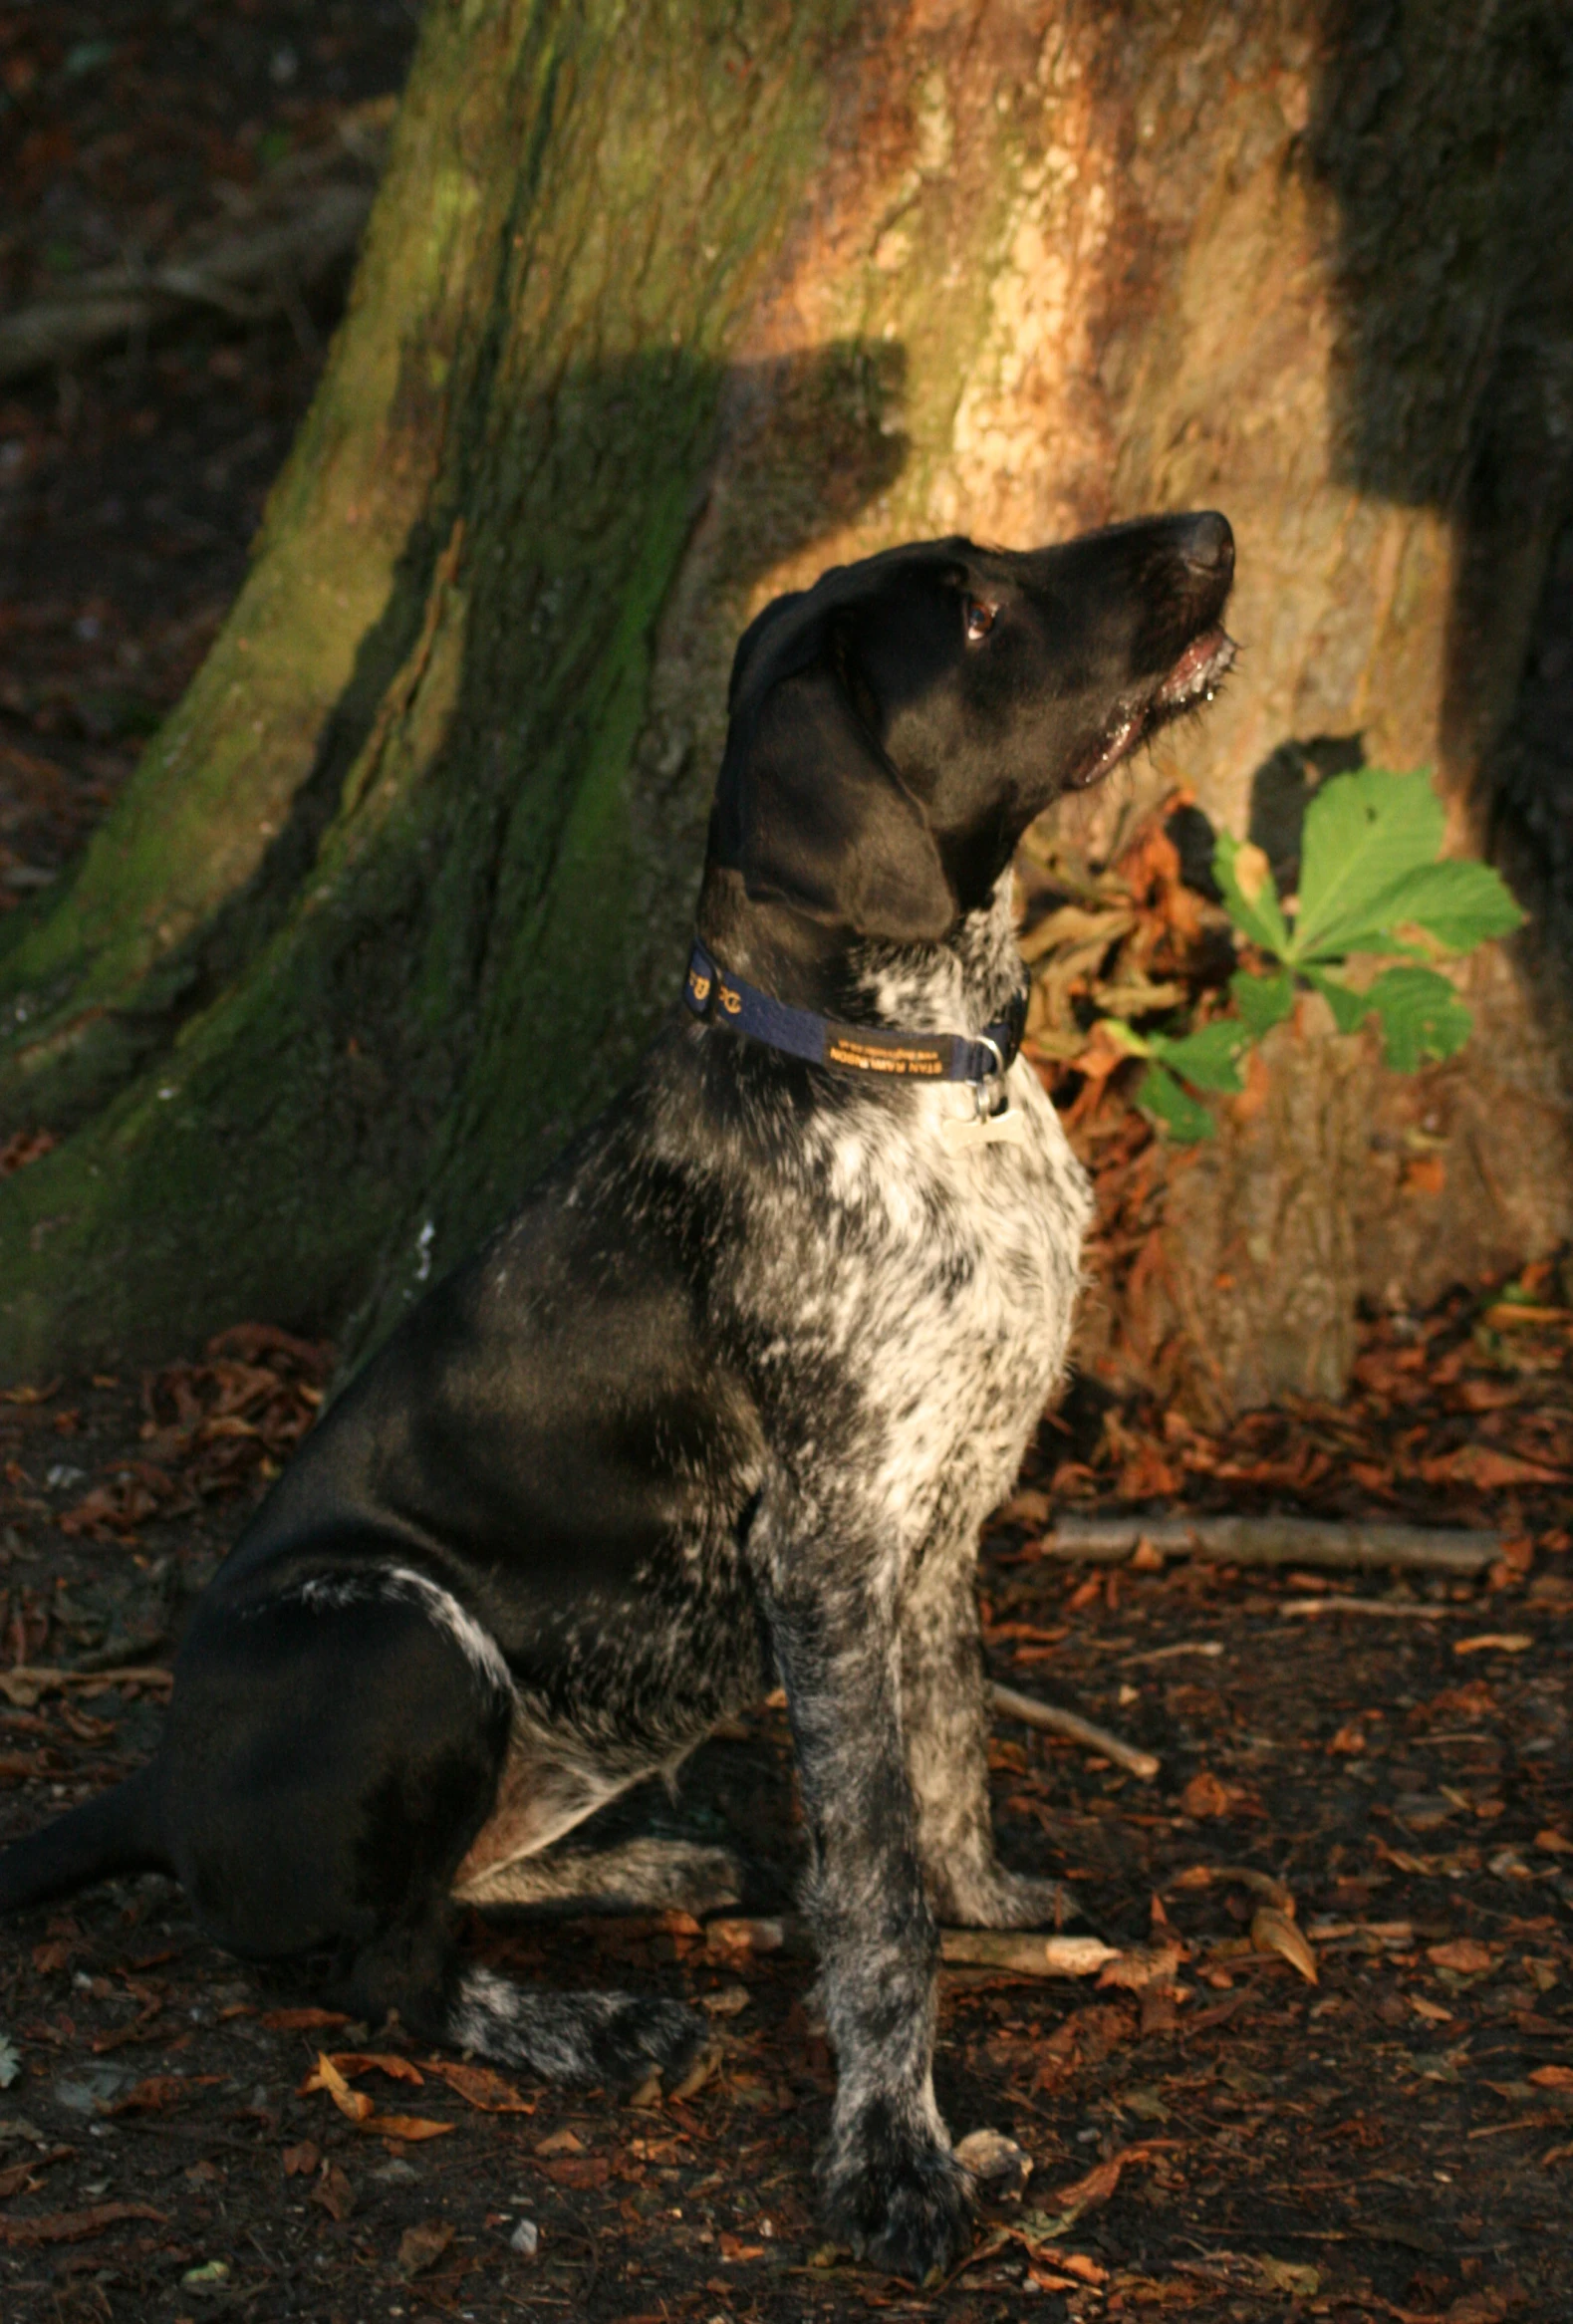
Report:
1,0,1570,1392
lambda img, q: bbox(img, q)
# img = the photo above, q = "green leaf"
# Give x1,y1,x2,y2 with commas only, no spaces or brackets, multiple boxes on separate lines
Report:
1138,1060,1215,1140
1290,767,1442,961
1214,831,1291,958
1098,1017,1151,1059
1343,859,1525,954
1229,967,1294,1038
1301,965,1372,1035
1365,966,1472,1072
1150,1018,1248,1093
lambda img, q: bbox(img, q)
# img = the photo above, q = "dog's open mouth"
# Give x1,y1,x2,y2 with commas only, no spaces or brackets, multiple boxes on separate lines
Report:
1066,626,1237,791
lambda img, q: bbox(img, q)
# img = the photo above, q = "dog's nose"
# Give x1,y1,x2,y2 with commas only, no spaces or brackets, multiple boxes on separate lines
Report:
1176,512,1233,578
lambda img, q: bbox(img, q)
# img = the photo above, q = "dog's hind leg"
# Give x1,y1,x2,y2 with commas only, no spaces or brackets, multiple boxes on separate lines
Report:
453,1834,743,1916
161,1572,712,2095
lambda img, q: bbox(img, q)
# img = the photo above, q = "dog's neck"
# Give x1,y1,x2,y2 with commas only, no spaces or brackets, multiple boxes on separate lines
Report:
693,867,1023,1038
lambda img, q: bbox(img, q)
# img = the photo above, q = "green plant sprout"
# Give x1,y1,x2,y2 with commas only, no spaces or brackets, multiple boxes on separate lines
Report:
1105,767,1525,1141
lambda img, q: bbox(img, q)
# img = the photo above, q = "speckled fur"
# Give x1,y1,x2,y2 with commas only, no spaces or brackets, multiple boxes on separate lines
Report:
0,513,1236,2286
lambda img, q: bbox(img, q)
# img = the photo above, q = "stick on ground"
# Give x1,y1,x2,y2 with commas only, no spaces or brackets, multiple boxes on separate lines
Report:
988,1680,1161,1780
1038,1513,1499,1576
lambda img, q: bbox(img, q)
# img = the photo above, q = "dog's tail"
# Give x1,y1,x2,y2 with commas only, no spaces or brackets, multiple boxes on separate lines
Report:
0,1762,170,1914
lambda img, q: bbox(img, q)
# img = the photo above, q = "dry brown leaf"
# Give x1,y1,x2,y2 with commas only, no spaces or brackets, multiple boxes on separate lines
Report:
422,2057,532,2112
310,2161,356,2221
718,2229,766,2260
300,2052,374,2123
1428,1938,1495,1973
0,2200,166,2247
396,2218,454,2278
1250,1906,1318,1983
1098,1941,1183,1991
365,2113,456,2142
103,2075,189,2114
326,2050,423,2086
1528,2064,1573,2091
281,2141,320,2178
1180,1770,1231,1819
260,2006,351,2031
540,2154,611,2189
534,2127,585,2157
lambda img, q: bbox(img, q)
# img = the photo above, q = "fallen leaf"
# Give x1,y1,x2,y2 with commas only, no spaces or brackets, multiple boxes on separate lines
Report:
0,2148,68,2199
1017,2154,1128,2241
534,2127,585,2157
397,2218,455,2278
1536,1831,1573,1855
1529,2064,1573,2091
103,2075,188,2114
327,2050,423,2085
1258,2257,1321,2295
1098,1941,1183,1992
300,2052,373,2124
365,2113,456,2142
1250,1906,1318,1984
0,2200,166,2247
411,2056,531,2112
1429,1938,1495,1973
540,2154,610,2189
718,2230,765,2260
260,2007,351,2031
310,2161,356,2221
281,2141,320,2178
1180,1770,1232,1820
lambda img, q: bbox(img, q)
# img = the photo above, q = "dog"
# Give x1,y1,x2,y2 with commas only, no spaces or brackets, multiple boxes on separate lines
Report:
0,510,1233,2279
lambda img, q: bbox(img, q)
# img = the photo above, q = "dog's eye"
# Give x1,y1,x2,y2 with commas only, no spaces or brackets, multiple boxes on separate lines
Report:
963,598,997,642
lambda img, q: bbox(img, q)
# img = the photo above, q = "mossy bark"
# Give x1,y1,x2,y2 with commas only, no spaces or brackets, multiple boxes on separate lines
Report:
1,0,1570,1391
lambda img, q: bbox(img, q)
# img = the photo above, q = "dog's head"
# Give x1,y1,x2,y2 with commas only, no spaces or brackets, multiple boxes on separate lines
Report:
708,514,1234,943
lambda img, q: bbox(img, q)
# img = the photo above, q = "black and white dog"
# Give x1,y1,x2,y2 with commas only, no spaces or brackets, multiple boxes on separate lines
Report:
0,512,1233,2278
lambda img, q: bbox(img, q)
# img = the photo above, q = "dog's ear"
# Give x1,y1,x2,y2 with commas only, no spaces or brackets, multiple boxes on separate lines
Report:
713,613,956,942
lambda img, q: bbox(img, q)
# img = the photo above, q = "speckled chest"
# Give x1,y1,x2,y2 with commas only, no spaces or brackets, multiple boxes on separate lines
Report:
733,1058,1092,1548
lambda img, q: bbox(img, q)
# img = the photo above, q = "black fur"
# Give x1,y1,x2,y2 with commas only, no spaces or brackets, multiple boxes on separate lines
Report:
0,512,1234,2280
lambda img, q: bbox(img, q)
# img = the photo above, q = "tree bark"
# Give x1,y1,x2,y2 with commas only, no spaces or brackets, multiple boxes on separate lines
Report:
1,0,1570,1388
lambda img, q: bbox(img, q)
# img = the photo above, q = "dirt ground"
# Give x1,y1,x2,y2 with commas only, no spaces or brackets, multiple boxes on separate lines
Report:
3,6,1573,2320
0,1328,1570,2324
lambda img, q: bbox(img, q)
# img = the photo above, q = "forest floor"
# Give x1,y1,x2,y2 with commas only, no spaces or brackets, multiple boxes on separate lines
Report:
0,1331,1570,2324
3,6,1573,2322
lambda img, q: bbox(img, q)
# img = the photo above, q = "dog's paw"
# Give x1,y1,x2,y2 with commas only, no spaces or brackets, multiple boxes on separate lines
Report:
822,2110,975,2284
939,1867,1079,1932
589,1994,712,2098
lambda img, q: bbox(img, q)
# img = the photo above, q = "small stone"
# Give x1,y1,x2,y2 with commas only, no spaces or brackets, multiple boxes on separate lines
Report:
509,2217,540,2257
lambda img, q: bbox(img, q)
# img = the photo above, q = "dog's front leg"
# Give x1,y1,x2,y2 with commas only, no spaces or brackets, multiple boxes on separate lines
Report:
755,1513,972,2282
902,1536,1075,1930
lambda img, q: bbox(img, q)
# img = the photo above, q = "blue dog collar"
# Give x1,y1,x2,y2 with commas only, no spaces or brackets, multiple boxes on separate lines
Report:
682,940,1027,1086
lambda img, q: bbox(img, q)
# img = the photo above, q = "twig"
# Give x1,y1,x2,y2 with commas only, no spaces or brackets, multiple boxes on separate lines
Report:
704,1915,1166,1981
1278,1596,1451,1620
988,1679,1160,1779
1038,1513,1499,1576
937,1931,1121,1976
0,185,374,384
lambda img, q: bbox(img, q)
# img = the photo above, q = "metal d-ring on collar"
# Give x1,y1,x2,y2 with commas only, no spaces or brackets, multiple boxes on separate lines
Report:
681,938,1028,1094
968,1033,1008,1124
